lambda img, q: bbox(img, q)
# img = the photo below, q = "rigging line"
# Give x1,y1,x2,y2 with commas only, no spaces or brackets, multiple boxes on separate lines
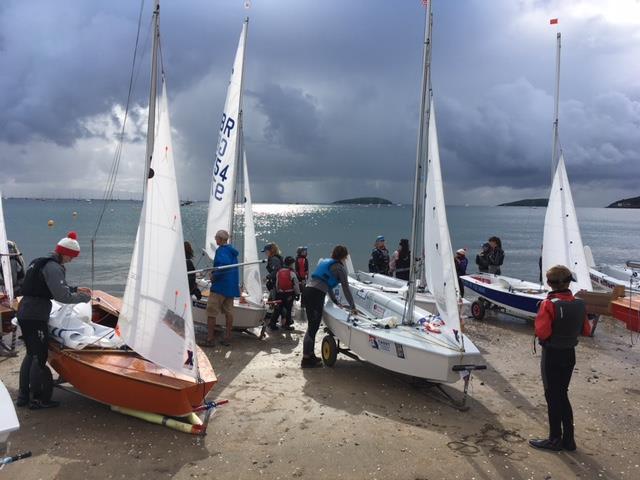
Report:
92,0,147,241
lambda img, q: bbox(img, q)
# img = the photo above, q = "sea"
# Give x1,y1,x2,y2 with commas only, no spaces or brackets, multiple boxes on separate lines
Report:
2,199,639,295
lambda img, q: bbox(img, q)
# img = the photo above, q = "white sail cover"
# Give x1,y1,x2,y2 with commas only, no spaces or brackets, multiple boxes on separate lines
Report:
542,154,591,293
119,82,199,380
242,152,262,305
205,22,247,258
423,99,462,337
0,192,14,302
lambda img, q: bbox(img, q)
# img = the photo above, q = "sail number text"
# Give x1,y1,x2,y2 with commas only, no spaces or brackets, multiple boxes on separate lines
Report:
212,114,236,201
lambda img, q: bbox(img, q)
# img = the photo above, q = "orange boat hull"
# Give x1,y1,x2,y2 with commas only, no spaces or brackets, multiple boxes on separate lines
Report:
48,291,217,417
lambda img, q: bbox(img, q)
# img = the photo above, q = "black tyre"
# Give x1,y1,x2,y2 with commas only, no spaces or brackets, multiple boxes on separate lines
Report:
321,335,338,367
471,301,486,320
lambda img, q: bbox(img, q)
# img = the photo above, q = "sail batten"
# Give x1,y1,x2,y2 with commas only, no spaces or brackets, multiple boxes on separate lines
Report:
205,22,248,258
119,82,199,380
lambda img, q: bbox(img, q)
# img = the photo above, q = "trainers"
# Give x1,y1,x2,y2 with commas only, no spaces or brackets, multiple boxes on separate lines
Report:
29,399,60,410
529,438,562,451
268,323,279,331
301,356,323,368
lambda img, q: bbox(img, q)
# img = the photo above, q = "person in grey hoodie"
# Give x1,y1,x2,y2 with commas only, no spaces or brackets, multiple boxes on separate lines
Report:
16,231,91,409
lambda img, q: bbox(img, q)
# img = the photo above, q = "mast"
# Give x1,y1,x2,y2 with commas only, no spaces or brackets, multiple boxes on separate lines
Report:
143,0,160,197
551,32,561,177
403,1,432,325
228,17,249,238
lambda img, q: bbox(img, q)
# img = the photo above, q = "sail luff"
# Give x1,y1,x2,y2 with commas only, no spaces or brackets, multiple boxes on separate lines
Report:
242,152,263,305
205,21,248,258
0,193,14,303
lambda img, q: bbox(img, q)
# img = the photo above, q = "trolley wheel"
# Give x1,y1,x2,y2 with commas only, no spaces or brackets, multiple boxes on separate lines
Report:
471,301,486,320
321,335,338,367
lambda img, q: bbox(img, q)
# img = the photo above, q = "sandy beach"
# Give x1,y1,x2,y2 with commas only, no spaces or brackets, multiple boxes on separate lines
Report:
2,310,639,480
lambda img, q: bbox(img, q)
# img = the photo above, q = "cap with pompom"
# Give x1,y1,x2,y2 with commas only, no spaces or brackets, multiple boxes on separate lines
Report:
55,231,81,258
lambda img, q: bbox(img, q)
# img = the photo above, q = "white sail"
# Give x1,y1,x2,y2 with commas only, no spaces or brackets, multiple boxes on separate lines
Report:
242,151,262,305
118,82,199,380
0,192,14,302
205,22,247,258
542,154,591,293
423,99,462,336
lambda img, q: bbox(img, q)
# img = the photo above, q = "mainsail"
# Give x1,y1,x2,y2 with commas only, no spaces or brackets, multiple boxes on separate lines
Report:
0,192,14,302
118,82,199,379
205,21,247,258
542,154,591,293
242,152,262,305
423,99,462,337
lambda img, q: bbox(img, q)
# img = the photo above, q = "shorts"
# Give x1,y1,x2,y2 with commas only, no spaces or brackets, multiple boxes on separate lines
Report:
206,292,234,317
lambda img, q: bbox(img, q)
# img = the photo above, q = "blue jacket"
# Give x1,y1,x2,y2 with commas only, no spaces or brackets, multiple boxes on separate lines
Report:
210,244,241,298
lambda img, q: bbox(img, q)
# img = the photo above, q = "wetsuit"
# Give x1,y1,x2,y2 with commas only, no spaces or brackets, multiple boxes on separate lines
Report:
535,289,591,446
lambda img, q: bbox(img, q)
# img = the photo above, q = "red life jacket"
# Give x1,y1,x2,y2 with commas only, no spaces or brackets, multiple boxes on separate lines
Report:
277,268,295,293
296,257,308,280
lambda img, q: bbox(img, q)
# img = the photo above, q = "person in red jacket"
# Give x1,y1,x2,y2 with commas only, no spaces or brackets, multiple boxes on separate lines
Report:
529,265,592,452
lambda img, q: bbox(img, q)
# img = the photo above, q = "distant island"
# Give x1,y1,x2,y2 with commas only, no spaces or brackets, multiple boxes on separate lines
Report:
333,197,393,205
498,198,548,207
607,196,640,208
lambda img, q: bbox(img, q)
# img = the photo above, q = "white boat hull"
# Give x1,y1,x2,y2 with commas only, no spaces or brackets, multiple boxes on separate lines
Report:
192,296,266,329
1,380,19,445
589,265,640,296
354,271,470,317
323,282,484,384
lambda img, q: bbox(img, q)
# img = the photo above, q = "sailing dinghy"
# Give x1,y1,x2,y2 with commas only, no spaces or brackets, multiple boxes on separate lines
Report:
462,30,593,321
584,248,640,296
47,1,217,433
193,18,266,330
0,192,19,356
321,2,485,405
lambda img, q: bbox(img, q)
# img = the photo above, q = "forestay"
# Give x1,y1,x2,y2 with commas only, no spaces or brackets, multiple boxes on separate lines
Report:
205,21,247,258
542,154,591,293
423,100,462,340
242,152,262,305
0,192,14,302
119,82,199,380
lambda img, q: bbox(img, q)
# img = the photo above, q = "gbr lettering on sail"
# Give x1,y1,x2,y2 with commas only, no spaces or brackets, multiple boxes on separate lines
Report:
211,113,236,201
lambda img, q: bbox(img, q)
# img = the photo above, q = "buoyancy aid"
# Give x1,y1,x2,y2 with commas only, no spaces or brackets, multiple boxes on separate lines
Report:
311,259,339,289
21,257,56,299
277,268,295,293
543,298,586,349
296,256,308,280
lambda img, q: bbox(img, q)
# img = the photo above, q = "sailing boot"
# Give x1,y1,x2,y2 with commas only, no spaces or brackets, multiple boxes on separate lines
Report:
17,354,33,407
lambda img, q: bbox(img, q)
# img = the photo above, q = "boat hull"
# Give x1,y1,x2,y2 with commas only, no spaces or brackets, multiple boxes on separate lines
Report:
1,380,19,444
589,266,640,296
192,294,266,329
461,273,545,319
610,296,640,332
48,291,217,417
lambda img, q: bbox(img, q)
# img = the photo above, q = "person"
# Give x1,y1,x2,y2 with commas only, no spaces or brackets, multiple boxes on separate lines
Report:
206,230,240,347
487,236,505,275
389,239,411,281
16,232,91,409
295,246,309,290
0,240,25,297
529,265,592,452
184,241,202,301
302,245,357,368
454,248,468,297
475,243,490,273
272,256,301,331
368,235,390,275
262,243,283,300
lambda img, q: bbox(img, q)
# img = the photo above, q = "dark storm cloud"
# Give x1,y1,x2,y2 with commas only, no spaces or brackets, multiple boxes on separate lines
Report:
0,0,638,205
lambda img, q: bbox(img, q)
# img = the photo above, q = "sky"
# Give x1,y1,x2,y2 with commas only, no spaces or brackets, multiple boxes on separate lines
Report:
0,0,638,206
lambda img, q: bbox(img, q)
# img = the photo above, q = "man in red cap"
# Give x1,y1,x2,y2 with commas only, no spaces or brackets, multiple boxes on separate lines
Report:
16,231,91,409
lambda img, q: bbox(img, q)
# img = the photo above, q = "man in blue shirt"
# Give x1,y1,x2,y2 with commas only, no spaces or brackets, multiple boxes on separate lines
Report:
206,230,240,346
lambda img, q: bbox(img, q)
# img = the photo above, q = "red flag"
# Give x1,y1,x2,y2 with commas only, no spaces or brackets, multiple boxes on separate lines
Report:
550,18,559,25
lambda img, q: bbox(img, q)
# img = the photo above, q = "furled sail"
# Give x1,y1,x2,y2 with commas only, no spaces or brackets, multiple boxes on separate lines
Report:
119,82,199,380
242,151,262,305
205,21,247,258
0,192,14,302
423,99,462,338
542,153,591,293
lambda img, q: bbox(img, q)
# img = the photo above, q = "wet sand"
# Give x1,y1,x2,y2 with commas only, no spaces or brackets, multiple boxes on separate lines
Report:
1,310,639,480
